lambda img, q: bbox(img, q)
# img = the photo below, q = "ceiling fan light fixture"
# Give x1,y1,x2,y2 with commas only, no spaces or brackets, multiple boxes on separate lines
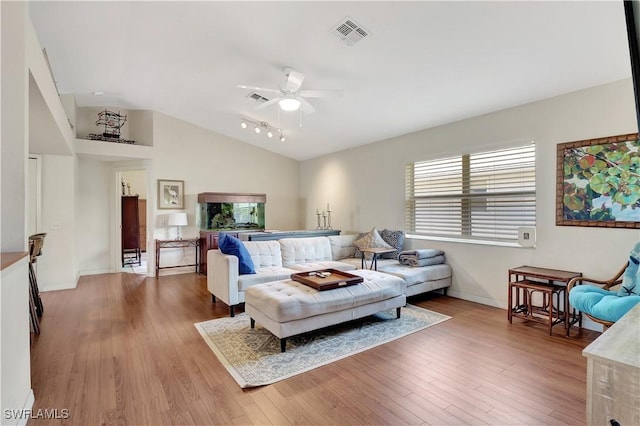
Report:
240,120,247,129
278,97,301,112
267,130,273,138
254,126,261,134
280,134,286,142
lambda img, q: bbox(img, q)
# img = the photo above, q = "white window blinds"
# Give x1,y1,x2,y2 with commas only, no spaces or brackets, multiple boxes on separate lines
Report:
405,143,536,243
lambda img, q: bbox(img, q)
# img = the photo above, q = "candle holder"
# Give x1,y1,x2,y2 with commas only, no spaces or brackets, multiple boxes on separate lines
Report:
322,212,328,229
316,212,322,229
326,209,332,230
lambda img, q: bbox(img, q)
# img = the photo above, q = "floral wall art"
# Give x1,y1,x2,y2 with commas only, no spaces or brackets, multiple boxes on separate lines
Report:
556,133,640,228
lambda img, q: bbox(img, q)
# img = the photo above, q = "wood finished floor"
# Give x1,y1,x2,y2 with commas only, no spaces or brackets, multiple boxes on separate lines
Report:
29,272,600,425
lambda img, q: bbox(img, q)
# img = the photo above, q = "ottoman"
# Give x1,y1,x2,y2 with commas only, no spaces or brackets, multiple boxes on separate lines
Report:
245,269,407,352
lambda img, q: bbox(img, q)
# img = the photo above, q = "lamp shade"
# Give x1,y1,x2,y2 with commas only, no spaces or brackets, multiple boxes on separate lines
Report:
168,212,188,226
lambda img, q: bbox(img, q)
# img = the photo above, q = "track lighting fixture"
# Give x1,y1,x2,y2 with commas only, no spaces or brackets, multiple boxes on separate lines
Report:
240,118,286,142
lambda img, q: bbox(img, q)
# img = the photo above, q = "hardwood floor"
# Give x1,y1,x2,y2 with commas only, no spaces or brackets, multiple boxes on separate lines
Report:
29,272,600,425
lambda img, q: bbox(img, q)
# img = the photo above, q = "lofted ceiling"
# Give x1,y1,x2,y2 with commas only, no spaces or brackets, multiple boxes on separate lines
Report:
29,1,632,161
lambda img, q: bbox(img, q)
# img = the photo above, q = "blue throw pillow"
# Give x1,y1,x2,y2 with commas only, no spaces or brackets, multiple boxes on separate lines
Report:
218,233,256,275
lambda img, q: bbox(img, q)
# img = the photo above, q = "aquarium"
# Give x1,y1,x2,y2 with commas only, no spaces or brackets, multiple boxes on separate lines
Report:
199,201,265,231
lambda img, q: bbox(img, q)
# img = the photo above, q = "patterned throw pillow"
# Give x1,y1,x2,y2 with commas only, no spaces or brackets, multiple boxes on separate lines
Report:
380,229,405,259
618,242,640,297
354,228,393,261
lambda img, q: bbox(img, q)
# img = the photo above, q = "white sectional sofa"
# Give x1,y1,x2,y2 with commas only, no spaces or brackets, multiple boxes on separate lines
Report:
207,234,451,316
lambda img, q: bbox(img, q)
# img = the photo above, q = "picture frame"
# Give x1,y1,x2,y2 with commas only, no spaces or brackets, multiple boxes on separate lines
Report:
556,133,640,228
157,179,184,210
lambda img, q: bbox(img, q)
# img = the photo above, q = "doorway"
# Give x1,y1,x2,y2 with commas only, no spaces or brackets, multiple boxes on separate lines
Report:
117,168,149,275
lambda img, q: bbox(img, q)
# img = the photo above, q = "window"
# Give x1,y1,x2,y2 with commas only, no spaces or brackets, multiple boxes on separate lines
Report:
405,143,535,244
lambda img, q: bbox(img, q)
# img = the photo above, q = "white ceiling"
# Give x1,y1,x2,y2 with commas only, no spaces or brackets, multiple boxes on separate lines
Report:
29,1,632,161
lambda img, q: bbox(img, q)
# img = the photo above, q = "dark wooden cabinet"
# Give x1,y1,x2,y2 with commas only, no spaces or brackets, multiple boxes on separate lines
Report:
122,196,141,266
138,199,147,252
199,231,241,274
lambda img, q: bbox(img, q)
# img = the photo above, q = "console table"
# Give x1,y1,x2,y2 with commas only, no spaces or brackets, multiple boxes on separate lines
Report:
508,265,582,335
155,238,199,276
583,303,640,425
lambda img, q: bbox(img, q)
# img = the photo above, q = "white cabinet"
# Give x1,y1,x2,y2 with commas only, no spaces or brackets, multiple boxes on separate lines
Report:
583,303,640,426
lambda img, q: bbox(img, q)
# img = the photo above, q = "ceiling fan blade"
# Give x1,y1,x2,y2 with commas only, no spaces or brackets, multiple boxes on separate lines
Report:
285,70,305,92
254,98,281,110
299,97,316,114
237,84,282,95
299,89,343,98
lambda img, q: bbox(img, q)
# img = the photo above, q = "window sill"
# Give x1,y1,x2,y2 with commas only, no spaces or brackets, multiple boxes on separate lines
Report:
406,233,535,249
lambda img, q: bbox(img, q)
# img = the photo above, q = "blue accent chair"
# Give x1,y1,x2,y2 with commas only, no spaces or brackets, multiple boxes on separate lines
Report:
568,256,640,330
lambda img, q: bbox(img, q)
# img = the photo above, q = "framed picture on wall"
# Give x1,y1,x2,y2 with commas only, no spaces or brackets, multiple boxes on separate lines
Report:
556,132,640,228
157,179,184,210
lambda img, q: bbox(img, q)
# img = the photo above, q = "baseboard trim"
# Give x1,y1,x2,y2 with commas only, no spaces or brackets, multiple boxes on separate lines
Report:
78,268,111,276
446,290,505,310
40,282,77,292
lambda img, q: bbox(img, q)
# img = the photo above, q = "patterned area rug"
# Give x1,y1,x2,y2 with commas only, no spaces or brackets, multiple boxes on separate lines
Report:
194,304,450,388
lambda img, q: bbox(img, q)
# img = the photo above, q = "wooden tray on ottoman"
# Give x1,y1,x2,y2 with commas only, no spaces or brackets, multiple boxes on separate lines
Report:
290,269,363,291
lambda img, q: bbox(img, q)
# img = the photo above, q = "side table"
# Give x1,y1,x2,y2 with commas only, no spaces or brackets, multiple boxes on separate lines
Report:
360,247,395,270
155,238,200,276
508,266,582,336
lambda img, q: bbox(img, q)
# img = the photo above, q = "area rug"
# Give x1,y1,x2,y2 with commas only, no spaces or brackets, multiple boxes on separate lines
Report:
194,304,450,388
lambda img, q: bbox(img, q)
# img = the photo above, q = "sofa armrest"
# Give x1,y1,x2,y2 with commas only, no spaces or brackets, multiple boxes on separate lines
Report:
207,249,240,306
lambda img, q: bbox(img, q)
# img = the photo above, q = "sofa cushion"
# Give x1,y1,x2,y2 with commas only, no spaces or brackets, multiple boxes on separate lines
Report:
237,267,297,292
380,229,405,259
328,234,358,260
243,240,284,269
378,263,452,286
288,261,356,272
279,237,333,267
218,233,256,275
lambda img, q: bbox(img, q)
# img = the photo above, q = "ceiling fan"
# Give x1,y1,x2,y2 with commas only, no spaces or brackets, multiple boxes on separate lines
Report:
238,67,343,114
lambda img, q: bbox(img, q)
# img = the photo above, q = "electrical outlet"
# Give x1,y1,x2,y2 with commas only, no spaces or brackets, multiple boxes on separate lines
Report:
50,223,61,230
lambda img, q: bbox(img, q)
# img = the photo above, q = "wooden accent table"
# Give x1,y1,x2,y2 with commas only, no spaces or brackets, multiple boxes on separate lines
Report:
155,238,199,276
508,266,581,335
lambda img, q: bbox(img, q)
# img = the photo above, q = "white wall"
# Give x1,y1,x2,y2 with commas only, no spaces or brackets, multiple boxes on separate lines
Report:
300,78,640,310
0,1,33,421
121,169,146,199
148,112,300,274
38,155,78,291
76,159,111,275
73,112,300,276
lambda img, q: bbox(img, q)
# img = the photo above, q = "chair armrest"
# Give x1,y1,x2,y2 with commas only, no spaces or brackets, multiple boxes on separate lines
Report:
567,261,629,293
207,249,240,306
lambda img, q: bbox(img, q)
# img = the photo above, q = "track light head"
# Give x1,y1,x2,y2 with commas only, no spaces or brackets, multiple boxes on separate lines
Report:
240,118,286,142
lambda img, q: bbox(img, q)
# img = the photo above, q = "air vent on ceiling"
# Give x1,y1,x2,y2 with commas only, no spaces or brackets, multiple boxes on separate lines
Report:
331,17,369,46
248,92,269,103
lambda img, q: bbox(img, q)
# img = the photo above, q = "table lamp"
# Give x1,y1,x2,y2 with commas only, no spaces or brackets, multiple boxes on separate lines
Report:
168,212,188,240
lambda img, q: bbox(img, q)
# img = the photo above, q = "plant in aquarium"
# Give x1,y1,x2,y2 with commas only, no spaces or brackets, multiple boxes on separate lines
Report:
563,139,640,222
